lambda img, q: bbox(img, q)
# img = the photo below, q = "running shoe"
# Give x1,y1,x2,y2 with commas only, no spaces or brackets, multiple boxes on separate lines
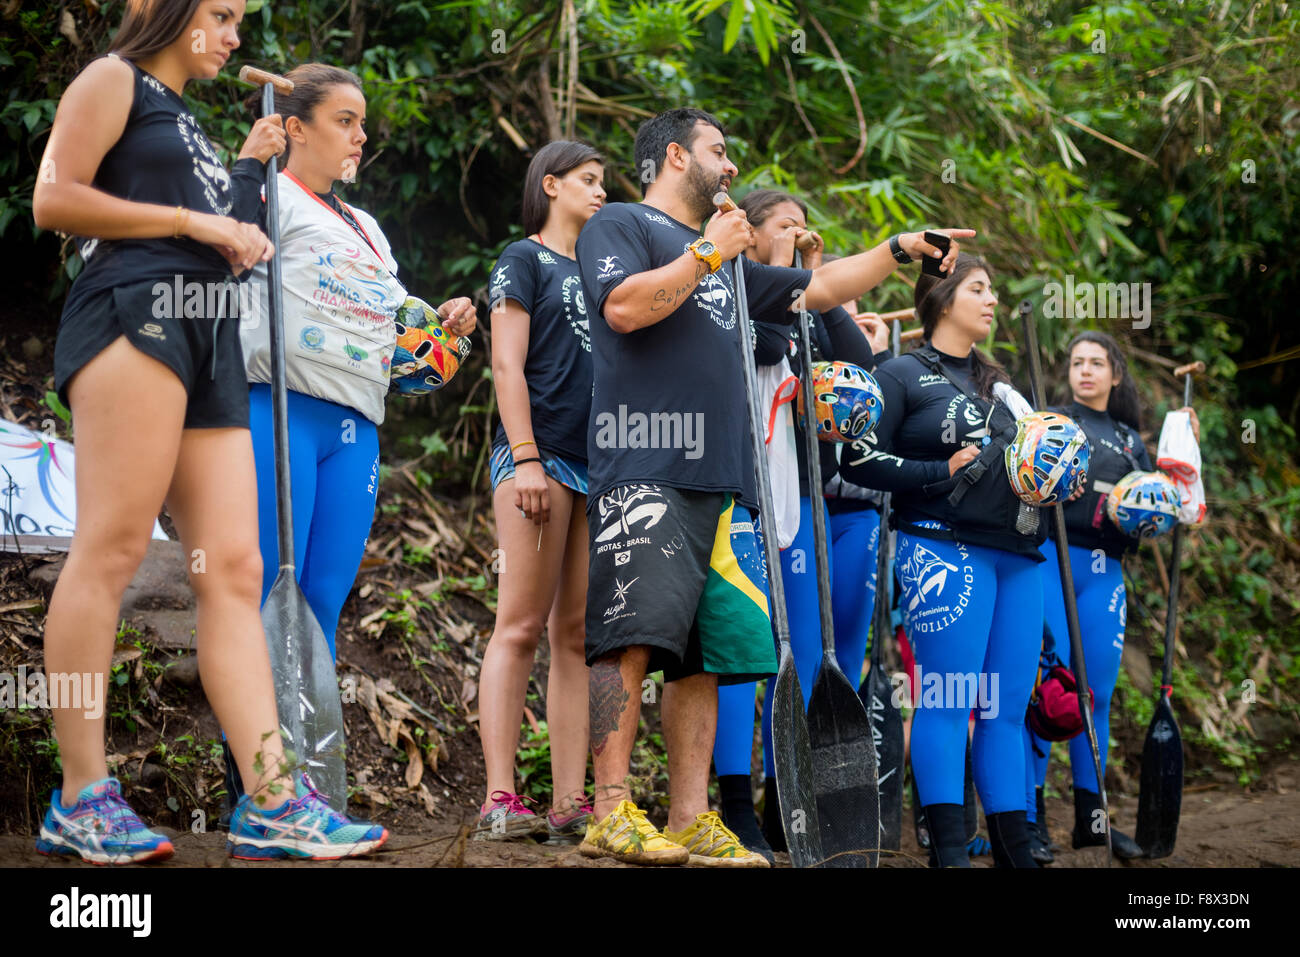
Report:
227,774,388,860
545,798,593,845
663,810,770,868
35,778,174,865
472,790,543,841
579,800,689,865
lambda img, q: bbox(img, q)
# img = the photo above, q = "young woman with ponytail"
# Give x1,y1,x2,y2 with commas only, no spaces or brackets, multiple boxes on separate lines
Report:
1023,330,1199,863
839,253,1045,867
32,0,384,864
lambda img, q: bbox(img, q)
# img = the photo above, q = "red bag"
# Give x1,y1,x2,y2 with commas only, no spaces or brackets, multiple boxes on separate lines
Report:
1027,663,1094,742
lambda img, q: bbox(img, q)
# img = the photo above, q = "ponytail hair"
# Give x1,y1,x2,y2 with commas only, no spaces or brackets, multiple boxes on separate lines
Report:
520,140,604,235
251,64,363,164
914,253,1009,401
1063,330,1142,430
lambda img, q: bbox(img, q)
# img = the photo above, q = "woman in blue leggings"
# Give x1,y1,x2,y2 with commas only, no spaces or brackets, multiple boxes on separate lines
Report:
711,190,889,859
231,65,476,803
1023,331,1198,862
839,254,1045,867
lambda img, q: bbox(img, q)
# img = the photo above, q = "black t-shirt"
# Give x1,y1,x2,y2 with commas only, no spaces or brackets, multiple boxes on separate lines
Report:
1051,401,1153,557
63,56,265,319
488,238,593,462
577,202,810,505
755,305,882,497
840,346,1045,558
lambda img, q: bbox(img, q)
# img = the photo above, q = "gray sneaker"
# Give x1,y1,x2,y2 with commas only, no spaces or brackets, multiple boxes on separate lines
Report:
471,791,542,842
545,802,593,845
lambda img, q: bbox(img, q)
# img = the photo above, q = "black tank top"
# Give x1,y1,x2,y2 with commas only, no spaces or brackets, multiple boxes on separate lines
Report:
63,56,243,316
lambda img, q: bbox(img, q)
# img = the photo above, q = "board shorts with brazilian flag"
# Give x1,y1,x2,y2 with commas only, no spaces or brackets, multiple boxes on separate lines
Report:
584,483,777,684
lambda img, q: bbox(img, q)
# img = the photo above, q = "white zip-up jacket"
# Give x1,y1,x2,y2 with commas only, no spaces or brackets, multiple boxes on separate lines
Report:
242,171,406,425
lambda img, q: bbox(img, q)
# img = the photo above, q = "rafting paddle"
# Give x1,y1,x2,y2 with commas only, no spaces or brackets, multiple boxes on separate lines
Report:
793,250,880,869
1135,360,1201,857
240,66,348,810
714,192,822,867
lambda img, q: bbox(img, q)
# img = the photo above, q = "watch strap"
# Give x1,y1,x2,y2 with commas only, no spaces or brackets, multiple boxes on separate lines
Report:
890,234,912,264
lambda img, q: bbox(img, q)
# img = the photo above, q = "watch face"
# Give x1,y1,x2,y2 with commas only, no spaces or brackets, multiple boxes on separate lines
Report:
696,240,717,256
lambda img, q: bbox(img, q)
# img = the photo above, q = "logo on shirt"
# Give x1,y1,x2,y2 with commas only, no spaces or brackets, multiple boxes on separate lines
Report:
175,112,232,215
642,211,673,228
300,326,325,353
343,341,368,363
537,250,557,265
561,274,591,352
693,271,735,330
597,256,624,279
139,322,166,341
492,264,511,289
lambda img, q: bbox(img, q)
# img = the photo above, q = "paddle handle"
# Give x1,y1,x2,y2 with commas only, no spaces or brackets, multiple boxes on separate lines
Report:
855,308,914,324
793,250,837,661
713,191,815,250
238,66,295,94
1161,364,1199,691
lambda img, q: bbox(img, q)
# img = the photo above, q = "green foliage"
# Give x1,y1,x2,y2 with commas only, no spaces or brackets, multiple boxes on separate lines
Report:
4,0,1296,784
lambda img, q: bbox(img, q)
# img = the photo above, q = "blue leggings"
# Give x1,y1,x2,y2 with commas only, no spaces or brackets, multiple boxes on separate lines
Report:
1024,541,1127,811
248,383,380,661
713,498,880,778
898,523,1041,813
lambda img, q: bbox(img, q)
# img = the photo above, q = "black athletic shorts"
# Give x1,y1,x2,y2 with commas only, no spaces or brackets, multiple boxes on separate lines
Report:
585,483,777,685
54,277,249,430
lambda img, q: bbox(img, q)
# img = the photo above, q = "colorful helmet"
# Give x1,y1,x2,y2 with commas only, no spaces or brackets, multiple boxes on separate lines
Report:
1004,411,1090,505
390,296,472,395
796,361,884,443
1107,470,1181,539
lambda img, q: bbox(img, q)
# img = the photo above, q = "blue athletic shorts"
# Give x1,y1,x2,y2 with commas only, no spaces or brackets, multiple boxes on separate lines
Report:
489,439,588,495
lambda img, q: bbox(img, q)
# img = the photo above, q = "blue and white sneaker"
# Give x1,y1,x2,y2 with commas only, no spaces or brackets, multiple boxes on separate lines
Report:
35,778,175,865
228,774,388,861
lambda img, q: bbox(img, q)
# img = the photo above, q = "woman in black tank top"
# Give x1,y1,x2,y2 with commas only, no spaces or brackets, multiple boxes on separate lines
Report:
31,0,386,864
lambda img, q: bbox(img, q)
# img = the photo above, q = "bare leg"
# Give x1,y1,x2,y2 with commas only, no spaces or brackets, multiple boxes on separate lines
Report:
545,498,590,813
46,339,186,797
663,671,718,832
589,646,650,820
165,425,291,806
477,478,572,804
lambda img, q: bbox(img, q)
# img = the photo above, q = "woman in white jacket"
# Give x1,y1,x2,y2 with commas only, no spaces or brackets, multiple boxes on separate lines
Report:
232,63,475,801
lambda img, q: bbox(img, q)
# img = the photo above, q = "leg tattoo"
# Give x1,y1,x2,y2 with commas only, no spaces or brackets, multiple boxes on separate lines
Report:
589,656,630,757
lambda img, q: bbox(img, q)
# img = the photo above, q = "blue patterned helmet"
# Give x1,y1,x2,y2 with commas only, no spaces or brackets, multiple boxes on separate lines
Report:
1107,470,1181,539
796,361,885,443
1005,411,1090,505
390,296,472,395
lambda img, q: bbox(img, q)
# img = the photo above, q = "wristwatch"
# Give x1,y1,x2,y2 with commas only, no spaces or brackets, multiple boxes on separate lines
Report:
688,238,722,274
889,234,913,264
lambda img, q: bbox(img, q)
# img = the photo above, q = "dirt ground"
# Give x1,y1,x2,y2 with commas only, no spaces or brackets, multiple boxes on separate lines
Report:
5,759,1297,868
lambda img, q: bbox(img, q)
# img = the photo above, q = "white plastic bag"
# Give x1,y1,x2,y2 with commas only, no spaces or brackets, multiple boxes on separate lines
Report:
758,357,801,548
1156,410,1206,524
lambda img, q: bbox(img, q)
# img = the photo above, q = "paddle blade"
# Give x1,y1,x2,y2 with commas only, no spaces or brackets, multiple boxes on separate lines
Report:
1135,695,1182,858
262,572,348,810
860,663,904,851
770,646,824,868
808,658,880,867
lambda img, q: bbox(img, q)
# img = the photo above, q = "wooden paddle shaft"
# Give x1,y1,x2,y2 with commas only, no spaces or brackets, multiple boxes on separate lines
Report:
238,65,295,93
1173,361,1205,378
856,308,915,324
712,191,816,248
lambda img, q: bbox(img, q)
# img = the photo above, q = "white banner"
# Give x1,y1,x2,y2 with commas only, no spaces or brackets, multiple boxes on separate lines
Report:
0,420,167,550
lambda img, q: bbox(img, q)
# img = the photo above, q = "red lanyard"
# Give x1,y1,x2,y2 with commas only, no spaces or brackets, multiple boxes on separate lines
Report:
284,169,382,261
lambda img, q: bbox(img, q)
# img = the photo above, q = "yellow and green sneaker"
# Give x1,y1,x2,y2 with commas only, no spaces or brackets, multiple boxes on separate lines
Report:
578,800,689,866
663,811,771,868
